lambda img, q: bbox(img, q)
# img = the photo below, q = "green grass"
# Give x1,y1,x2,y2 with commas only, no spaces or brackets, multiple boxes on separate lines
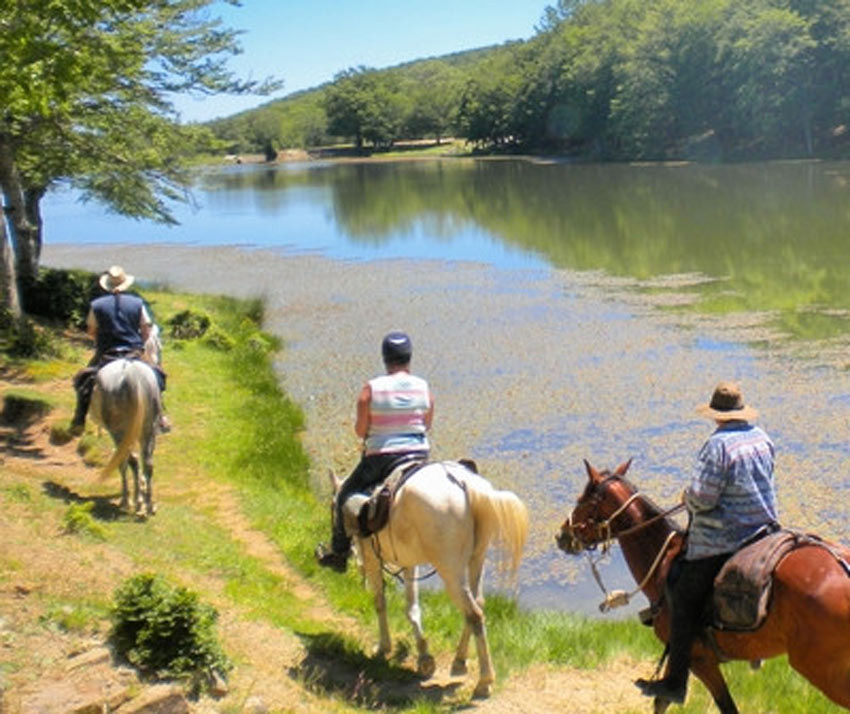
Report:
6,286,843,713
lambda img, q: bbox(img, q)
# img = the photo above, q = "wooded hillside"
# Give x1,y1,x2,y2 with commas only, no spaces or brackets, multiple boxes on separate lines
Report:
208,0,850,161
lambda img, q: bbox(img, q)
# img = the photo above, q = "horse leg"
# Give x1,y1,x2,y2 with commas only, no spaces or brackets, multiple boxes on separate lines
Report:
450,548,487,678
361,542,391,657
142,434,156,516
444,571,494,698
788,645,850,709
127,453,146,520
402,567,434,678
119,461,130,511
690,653,739,714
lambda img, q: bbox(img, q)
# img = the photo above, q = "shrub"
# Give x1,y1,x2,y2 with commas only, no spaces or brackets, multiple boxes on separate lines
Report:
110,573,231,692
61,502,107,540
202,326,235,351
1,391,52,426
22,268,98,328
3,318,60,359
168,310,211,339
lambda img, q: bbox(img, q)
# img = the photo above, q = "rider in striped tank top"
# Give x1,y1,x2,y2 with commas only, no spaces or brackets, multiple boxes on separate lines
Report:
316,331,434,573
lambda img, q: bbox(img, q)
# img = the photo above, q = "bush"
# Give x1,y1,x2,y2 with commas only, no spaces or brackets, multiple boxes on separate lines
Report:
22,268,98,328
202,326,235,352
62,502,107,541
3,317,60,359
168,310,211,339
110,573,231,692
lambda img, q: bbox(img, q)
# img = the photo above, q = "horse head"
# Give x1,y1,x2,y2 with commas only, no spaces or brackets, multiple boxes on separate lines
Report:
556,458,635,554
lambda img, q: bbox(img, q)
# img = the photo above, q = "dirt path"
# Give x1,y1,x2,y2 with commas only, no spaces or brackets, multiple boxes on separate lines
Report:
0,374,652,713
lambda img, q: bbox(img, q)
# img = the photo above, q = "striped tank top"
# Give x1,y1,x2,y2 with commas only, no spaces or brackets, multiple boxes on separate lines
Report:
364,372,431,455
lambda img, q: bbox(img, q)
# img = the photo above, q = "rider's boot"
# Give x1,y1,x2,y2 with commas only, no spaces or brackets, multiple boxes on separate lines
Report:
315,544,348,573
635,676,687,704
69,392,89,436
635,622,690,704
70,369,95,436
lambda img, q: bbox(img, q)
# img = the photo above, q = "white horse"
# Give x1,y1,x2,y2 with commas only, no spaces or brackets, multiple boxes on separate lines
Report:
329,460,529,698
90,351,162,519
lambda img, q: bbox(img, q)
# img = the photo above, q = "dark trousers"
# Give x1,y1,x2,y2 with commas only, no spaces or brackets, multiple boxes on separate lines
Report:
330,451,425,554
665,553,730,687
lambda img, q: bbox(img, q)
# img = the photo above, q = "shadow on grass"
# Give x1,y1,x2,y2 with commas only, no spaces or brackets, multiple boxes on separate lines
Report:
42,480,125,521
290,631,463,709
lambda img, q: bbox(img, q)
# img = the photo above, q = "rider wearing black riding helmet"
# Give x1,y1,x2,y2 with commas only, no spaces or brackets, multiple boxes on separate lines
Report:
316,331,435,572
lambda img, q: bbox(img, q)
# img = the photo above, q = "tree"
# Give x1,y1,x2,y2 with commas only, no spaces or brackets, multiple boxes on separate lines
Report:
324,67,407,150
716,3,816,156
0,0,280,316
403,61,463,144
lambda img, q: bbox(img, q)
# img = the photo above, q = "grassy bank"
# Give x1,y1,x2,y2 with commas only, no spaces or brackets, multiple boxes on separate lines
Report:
0,286,841,713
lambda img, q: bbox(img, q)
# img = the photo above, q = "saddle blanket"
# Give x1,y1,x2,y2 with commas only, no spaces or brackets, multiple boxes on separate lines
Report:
712,529,849,631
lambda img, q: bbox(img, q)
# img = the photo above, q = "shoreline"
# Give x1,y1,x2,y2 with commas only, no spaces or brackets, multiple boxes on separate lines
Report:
41,242,850,616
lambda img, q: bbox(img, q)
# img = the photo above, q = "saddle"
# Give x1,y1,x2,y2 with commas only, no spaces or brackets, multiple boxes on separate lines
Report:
355,458,479,537
75,349,165,396
711,528,850,631
356,458,426,536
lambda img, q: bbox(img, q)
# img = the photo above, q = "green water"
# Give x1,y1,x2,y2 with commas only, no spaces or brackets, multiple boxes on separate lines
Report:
198,159,850,341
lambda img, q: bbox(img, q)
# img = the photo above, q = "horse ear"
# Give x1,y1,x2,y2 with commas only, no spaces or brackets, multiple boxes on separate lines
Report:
327,469,342,494
583,459,600,482
614,458,633,477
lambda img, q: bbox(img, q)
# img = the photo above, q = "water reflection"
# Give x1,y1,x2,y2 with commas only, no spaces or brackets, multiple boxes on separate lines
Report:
199,160,850,340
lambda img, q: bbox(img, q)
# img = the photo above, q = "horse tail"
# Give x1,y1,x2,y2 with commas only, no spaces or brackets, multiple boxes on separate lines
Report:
466,479,529,576
101,373,145,478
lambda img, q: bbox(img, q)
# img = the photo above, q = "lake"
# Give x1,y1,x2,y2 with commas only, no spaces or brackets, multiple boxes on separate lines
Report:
42,158,850,616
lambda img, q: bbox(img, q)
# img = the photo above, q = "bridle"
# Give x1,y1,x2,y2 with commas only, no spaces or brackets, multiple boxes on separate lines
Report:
562,474,685,612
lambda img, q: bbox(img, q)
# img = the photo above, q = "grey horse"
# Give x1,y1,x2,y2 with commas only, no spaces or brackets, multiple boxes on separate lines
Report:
90,357,162,518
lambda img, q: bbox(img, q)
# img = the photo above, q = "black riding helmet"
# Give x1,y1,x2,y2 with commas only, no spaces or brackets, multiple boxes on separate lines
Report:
381,331,412,365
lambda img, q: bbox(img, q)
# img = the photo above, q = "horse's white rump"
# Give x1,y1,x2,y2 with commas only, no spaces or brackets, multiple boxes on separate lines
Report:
91,358,161,518
334,460,528,698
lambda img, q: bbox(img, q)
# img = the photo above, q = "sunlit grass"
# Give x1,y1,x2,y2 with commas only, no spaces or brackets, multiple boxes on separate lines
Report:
6,286,842,712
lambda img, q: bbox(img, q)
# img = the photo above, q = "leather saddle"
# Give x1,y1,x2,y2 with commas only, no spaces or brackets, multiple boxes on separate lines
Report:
711,528,850,631
355,457,479,537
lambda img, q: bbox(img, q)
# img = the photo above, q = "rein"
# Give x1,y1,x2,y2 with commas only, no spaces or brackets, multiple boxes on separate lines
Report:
370,536,438,583
573,480,686,612
588,530,678,612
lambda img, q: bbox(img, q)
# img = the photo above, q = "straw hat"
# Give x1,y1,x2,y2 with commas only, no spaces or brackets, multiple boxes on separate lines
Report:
695,381,758,422
99,265,135,292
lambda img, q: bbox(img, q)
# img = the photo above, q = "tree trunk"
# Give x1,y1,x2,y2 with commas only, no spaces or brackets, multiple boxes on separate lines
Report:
23,185,46,266
0,133,39,288
0,209,22,320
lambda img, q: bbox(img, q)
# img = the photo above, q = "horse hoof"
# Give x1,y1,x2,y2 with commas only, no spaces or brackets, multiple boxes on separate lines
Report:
450,659,467,677
472,681,492,699
417,654,436,679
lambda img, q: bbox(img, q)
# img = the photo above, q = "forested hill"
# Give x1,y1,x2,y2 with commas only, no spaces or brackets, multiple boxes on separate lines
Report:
207,0,850,162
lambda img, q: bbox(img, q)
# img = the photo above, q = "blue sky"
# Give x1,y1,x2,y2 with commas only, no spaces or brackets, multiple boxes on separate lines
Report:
173,0,548,122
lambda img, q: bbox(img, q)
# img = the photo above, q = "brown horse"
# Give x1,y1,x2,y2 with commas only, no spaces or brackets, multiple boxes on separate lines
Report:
556,459,850,714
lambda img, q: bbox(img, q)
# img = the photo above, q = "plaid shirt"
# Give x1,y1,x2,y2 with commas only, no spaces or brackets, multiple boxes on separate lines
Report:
685,422,778,559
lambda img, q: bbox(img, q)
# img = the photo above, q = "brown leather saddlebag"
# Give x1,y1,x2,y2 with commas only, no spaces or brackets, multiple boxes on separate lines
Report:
712,529,846,631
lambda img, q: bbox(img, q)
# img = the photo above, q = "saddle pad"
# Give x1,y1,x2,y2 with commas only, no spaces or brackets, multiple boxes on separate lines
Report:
712,529,837,631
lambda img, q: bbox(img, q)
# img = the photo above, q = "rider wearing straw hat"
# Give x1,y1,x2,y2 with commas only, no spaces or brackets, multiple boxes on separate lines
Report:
636,381,779,705
70,265,170,435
